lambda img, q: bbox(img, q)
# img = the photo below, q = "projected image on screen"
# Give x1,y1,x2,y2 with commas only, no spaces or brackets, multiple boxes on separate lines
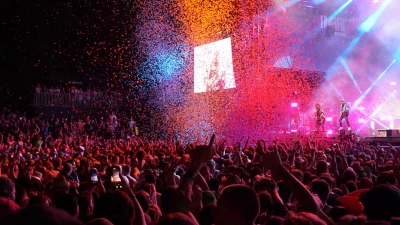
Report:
194,38,236,93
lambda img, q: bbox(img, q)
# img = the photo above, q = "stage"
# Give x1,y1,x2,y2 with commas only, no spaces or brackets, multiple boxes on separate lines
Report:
365,137,400,146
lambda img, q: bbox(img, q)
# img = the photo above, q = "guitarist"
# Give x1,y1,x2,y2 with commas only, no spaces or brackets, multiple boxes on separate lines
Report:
314,103,325,134
339,99,351,131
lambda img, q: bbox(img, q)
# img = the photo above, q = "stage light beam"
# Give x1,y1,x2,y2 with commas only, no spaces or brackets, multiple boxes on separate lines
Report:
328,0,353,21
325,0,391,81
359,0,392,33
340,58,363,94
353,59,396,109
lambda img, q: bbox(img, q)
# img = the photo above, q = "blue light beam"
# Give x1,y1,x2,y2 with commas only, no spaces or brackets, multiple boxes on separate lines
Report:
339,58,363,94
328,0,353,22
353,59,397,108
359,0,392,32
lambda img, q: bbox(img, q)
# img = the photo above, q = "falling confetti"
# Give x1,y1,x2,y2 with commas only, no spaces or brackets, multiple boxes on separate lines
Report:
2,0,400,140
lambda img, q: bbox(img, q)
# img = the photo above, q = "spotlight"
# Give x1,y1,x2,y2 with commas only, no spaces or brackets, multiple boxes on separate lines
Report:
359,107,365,111
380,117,387,120
373,0,379,3
290,129,298,133
327,130,333,134
391,82,397,86
291,103,298,107
326,117,332,122
358,118,365,123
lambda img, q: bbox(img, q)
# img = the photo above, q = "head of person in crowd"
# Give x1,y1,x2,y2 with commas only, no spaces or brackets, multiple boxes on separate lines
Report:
310,179,330,205
361,184,400,221
0,204,84,225
283,212,326,225
54,193,79,217
341,168,357,183
49,175,70,199
290,169,304,182
14,184,29,208
198,203,216,225
156,212,197,225
0,177,20,219
258,191,272,215
0,177,16,201
315,160,328,176
213,184,260,225
93,191,135,224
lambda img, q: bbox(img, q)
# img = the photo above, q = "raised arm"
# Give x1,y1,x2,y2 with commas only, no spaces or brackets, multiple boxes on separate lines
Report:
330,149,339,178
261,147,319,214
393,148,400,189
261,147,334,225
177,134,215,212
119,173,146,225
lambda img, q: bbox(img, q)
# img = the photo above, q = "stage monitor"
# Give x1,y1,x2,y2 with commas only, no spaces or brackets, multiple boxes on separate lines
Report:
194,38,236,93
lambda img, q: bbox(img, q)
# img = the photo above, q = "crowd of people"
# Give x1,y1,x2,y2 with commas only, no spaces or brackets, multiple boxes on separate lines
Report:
35,84,111,96
0,106,400,225
33,84,121,108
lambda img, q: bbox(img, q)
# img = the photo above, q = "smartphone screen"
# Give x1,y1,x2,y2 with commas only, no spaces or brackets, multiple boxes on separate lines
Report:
90,169,98,183
110,167,122,190
111,167,121,183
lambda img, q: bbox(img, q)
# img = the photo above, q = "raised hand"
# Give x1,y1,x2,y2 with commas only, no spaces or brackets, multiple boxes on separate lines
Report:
256,140,264,154
192,134,215,164
392,148,400,188
119,172,134,194
260,146,284,173
329,149,337,159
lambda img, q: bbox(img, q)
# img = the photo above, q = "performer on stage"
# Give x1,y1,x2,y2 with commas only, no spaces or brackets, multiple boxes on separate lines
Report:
314,103,325,134
339,99,350,131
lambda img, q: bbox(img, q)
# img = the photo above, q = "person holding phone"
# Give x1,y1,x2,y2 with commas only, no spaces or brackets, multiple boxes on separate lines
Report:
103,166,122,191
